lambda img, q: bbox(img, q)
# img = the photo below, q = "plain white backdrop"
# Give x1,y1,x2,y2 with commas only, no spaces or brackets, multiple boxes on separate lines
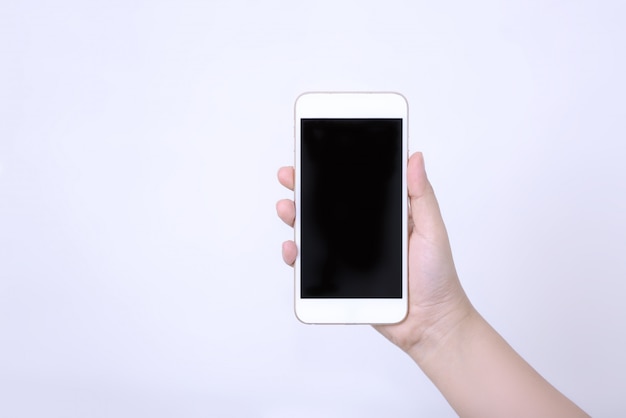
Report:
1,0,625,416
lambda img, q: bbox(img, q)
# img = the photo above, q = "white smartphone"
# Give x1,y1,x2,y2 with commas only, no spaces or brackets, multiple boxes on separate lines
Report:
294,92,409,324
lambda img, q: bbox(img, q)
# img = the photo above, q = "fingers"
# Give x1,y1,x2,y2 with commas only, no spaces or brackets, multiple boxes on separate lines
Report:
277,166,294,191
277,166,296,266
282,240,297,266
276,166,295,226
276,199,295,227
407,152,448,242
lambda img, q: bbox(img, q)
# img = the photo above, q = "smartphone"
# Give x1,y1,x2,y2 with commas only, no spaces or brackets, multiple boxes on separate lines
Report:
294,92,408,324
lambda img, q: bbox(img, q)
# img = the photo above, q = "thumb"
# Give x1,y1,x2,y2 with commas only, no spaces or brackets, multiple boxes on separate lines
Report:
408,152,448,241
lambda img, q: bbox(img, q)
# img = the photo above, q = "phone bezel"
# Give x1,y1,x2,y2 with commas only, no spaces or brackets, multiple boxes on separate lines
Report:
293,92,409,324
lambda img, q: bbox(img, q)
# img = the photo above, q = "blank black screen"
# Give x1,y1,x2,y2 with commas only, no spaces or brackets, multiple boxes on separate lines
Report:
300,119,402,298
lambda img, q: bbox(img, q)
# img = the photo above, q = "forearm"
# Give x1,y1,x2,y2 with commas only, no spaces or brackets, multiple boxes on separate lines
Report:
409,307,589,418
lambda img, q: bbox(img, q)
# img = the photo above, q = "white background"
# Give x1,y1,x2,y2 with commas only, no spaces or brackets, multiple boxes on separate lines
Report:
1,0,625,416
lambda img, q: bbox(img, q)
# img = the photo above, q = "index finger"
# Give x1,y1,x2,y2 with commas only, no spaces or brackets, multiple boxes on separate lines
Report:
277,166,294,191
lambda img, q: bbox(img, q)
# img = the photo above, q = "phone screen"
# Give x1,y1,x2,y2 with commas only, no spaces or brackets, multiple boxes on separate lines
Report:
300,118,403,299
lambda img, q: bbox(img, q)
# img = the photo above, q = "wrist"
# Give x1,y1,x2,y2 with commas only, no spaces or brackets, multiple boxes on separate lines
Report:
405,294,478,368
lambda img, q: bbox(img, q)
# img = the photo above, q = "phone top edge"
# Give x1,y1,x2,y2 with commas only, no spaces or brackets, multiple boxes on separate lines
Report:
295,92,408,119
296,91,406,96
295,91,408,106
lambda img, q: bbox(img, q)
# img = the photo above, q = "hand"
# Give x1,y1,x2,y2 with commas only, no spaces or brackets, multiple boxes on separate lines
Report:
277,153,589,417
276,152,474,358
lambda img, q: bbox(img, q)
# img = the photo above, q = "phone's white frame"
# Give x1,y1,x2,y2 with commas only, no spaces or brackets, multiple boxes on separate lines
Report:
294,92,409,324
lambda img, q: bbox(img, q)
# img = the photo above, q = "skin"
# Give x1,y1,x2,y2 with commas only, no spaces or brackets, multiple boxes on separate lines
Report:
277,152,589,417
